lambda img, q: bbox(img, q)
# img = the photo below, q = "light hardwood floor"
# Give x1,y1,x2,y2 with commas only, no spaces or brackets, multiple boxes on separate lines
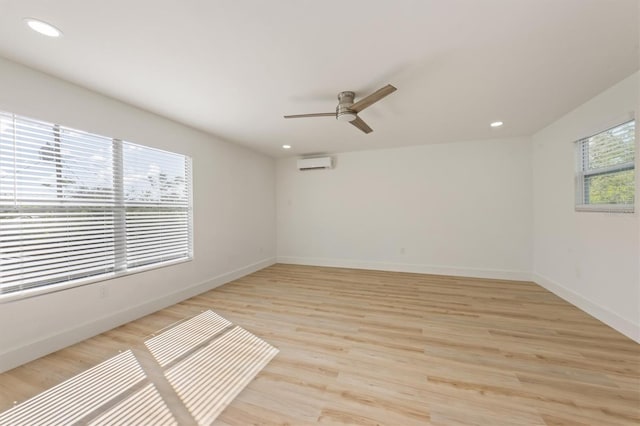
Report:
0,264,638,425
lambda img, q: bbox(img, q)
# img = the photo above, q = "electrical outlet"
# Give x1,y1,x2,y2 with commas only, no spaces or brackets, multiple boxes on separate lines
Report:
99,286,108,299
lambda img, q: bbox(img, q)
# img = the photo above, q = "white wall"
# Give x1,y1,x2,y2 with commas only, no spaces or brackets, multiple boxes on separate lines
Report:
532,72,639,342
0,57,276,372
277,138,532,281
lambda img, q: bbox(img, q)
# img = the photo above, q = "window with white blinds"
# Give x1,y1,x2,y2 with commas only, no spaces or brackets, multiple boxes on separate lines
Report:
0,112,193,298
575,120,635,212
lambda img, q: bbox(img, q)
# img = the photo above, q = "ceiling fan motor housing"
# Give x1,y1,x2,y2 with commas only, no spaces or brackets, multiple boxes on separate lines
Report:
336,91,357,122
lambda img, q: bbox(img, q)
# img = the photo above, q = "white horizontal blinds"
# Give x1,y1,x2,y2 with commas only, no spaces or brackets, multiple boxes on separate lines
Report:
0,212,116,293
0,114,115,206
0,113,116,294
578,120,635,206
0,111,193,297
122,142,191,268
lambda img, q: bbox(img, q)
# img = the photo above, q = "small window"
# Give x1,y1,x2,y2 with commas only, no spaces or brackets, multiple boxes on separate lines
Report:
575,120,635,212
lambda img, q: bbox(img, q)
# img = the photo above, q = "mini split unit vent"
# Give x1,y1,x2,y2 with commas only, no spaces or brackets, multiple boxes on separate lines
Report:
297,157,333,171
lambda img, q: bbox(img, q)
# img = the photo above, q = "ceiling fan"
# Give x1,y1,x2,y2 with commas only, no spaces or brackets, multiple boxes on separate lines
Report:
284,84,397,134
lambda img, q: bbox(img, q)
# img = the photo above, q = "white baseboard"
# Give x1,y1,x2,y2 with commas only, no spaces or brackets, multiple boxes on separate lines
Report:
533,273,640,343
0,257,276,373
277,256,531,282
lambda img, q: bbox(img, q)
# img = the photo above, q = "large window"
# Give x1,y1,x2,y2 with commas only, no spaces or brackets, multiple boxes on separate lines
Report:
575,120,635,212
0,112,193,298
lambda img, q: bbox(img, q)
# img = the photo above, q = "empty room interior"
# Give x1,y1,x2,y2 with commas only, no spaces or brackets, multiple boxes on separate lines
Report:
0,1,639,425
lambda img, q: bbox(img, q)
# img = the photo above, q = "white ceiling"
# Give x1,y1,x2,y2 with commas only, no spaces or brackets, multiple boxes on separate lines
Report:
0,0,637,158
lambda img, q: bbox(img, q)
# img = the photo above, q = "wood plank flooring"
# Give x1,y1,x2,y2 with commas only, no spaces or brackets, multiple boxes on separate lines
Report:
0,264,638,425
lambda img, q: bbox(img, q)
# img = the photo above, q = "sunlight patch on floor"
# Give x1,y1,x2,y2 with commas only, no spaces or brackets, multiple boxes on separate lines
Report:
88,383,177,426
0,310,278,425
0,350,144,425
145,310,232,367
167,326,279,425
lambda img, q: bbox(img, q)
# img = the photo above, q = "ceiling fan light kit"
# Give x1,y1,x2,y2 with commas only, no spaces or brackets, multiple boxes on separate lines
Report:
284,84,397,134
336,111,357,122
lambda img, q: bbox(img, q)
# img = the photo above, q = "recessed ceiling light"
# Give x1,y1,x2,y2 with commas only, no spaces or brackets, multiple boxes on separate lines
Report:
490,121,503,128
24,18,62,37
282,145,291,149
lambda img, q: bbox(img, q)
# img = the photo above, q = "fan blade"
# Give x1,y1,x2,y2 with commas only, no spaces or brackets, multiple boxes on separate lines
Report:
350,84,397,113
284,112,335,119
350,116,373,134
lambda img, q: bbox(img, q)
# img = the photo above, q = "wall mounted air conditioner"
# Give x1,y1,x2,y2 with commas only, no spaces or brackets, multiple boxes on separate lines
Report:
297,156,333,171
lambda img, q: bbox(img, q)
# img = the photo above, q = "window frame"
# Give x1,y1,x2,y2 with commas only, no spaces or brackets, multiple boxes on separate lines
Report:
574,119,635,213
0,112,193,302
